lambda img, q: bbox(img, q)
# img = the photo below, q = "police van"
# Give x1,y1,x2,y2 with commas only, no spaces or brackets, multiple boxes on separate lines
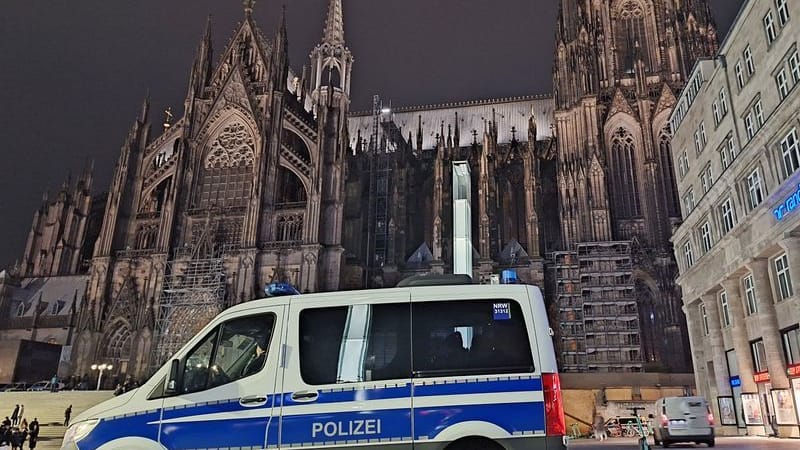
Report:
62,281,567,450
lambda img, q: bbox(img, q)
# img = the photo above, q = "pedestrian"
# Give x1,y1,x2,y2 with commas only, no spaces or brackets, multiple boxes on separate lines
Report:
0,418,9,446
10,426,26,450
593,414,607,441
64,405,72,427
2,417,10,427
10,405,19,427
18,420,26,432
17,407,23,425
50,374,59,393
28,419,38,441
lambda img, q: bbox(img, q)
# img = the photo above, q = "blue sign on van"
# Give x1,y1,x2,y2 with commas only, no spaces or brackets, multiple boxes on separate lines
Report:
729,376,741,387
493,302,511,320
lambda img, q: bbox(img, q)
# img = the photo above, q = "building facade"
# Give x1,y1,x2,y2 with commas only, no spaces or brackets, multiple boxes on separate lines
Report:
671,0,800,437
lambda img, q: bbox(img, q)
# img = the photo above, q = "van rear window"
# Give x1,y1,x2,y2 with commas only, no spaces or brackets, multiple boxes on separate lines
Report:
688,401,703,407
411,299,534,377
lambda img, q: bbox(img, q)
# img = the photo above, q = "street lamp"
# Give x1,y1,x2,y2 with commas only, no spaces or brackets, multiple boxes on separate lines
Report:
90,363,113,391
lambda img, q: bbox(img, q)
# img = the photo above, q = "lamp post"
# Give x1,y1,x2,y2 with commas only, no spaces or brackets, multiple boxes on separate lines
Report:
90,363,113,391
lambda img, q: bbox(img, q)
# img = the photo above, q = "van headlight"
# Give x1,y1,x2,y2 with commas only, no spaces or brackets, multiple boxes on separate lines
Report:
62,419,99,446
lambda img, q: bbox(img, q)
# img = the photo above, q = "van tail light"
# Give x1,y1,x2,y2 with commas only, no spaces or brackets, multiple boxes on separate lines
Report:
661,414,669,427
542,373,566,436
707,407,715,426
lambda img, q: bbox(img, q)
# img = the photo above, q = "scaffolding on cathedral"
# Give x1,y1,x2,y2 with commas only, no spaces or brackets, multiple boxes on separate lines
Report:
364,95,392,288
150,237,227,372
551,241,643,373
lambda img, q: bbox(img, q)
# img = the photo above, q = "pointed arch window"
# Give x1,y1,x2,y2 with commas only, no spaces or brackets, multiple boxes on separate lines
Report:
198,122,256,210
610,127,641,219
658,128,681,217
105,323,133,362
615,0,654,74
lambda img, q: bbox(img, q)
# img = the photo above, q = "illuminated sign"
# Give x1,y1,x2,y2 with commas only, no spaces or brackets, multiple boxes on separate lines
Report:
729,376,741,387
773,184,800,220
788,364,800,377
753,371,771,383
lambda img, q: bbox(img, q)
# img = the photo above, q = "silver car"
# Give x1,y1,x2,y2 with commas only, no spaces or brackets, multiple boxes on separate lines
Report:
652,396,715,447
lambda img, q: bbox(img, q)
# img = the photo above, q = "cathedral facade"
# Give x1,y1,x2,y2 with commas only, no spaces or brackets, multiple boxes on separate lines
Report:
8,0,722,379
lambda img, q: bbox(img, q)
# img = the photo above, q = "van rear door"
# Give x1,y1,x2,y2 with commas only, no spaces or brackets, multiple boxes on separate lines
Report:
279,289,413,447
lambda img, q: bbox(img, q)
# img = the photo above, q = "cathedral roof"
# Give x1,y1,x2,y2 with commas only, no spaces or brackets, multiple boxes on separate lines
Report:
7,275,87,318
348,94,554,151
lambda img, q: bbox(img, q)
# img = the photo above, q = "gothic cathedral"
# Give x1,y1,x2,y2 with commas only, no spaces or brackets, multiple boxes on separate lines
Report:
8,0,722,378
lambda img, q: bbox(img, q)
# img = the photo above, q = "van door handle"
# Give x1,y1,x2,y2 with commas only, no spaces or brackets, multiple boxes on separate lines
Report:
239,395,268,407
291,390,319,402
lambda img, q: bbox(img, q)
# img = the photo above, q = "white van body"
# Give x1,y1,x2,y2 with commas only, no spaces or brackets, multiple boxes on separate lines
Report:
652,396,715,448
62,284,566,450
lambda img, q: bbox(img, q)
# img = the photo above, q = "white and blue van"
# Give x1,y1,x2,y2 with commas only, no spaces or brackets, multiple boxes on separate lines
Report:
62,282,567,450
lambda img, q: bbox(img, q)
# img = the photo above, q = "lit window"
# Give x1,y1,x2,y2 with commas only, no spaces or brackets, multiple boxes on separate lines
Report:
694,130,703,154
683,189,695,215
754,101,764,128
752,339,768,372
744,46,756,75
765,11,778,44
700,122,707,146
720,198,737,234
776,0,790,27
719,88,729,115
790,50,800,83
777,68,790,98
700,221,713,253
735,61,745,89
775,253,794,300
781,128,800,176
720,291,732,327
700,303,709,335
743,274,758,316
745,113,755,140
701,164,713,193
747,168,764,209
684,240,695,268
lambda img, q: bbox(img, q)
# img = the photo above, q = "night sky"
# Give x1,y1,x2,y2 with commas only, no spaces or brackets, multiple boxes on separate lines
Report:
0,0,744,268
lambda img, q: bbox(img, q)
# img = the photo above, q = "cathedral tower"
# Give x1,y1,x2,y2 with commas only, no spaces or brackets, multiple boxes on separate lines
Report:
552,0,718,372
71,0,351,380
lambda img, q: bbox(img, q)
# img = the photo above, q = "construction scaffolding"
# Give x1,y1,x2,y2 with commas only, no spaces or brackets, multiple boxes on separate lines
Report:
150,244,227,371
364,95,392,287
552,241,643,372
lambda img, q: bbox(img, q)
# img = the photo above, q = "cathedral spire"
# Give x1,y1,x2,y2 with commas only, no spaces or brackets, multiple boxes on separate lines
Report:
243,0,255,17
322,0,345,46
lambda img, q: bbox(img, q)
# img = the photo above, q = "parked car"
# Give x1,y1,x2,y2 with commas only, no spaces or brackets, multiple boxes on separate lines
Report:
2,382,29,392
26,380,65,391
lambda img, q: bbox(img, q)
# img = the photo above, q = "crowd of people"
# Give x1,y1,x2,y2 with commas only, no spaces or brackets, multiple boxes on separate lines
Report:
0,404,72,450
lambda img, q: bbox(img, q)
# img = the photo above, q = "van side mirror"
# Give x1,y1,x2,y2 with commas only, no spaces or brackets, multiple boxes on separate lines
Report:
165,359,181,395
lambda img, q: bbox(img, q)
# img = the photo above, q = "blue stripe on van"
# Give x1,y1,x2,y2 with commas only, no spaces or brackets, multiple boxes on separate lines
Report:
415,401,545,439
77,410,161,450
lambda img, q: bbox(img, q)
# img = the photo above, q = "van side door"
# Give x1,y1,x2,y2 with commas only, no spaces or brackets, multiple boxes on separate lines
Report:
279,290,413,448
157,306,284,449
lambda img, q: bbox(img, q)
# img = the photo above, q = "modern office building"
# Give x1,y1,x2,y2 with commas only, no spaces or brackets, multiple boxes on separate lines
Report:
671,0,800,438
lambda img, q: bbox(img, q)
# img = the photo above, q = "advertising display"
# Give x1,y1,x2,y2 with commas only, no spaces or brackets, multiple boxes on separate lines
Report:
741,393,764,425
771,389,798,425
717,396,737,426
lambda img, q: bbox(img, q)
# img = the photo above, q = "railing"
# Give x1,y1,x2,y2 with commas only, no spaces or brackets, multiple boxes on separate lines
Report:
258,240,303,250
116,248,157,258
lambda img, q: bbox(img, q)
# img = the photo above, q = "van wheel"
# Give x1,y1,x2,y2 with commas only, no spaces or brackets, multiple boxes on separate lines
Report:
662,441,671,448
445,437,504,450
706,438,715,447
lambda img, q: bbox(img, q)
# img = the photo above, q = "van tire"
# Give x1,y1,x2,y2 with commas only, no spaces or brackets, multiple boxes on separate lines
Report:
706,438,715,447
662,441,671,448
445,437,504,450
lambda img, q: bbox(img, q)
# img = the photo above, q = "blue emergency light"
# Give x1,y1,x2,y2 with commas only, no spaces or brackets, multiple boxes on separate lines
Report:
265,282,300,297
501,269,519,284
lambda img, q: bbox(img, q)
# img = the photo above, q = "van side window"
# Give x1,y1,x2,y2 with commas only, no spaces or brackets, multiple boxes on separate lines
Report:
299,303,411,385
181,314,275,394
411,299,534,377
